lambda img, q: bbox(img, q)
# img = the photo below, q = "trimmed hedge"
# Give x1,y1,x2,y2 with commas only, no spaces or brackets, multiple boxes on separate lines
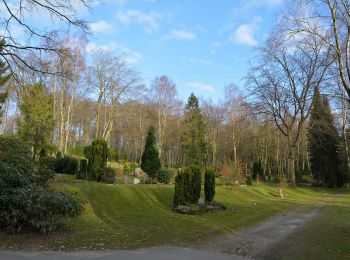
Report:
54,156,79,175
173,167,202,209
84,138,109,175
204,168,216,203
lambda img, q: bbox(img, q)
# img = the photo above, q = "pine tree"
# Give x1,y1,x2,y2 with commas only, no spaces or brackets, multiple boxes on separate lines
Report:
0,40,11,124
181,93,206,166
308,88,340,187
141,126,161,179
18,83,54,160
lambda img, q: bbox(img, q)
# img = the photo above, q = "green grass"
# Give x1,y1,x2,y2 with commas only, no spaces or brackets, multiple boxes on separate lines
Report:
0,179,349,253
263,192,350,260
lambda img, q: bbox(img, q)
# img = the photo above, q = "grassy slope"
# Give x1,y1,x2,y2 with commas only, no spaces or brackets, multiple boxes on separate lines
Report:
0,179,348,252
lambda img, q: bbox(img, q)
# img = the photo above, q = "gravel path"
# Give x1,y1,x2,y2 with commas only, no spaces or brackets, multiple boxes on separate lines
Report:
200,206,320,259
0,247,246,260
0,206,320,260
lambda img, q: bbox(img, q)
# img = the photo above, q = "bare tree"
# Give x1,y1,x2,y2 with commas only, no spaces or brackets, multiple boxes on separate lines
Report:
90,50,141,142
150,75,177,159
0,0,90,76
248,25,332,186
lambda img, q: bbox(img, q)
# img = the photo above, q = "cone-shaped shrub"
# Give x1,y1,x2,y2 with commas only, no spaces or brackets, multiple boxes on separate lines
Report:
141,126,161,179
204,168,216,203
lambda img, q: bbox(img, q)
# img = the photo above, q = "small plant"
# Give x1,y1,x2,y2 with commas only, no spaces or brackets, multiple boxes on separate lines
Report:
156,167,175,184
245,175,253,186
98,167,116,184
204,168,216,203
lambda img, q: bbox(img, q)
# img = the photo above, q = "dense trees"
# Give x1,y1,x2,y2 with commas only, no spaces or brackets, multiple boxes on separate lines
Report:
308,88,342,187
1,0,350,191
248,16,332,186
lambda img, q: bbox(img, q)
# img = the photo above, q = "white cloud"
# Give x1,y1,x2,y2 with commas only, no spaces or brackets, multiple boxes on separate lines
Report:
90,20,113,34
255,0,283,7
116,10,161,32
231,16,262,47
187,82,215,92
163,29,197,41
86,42,117,53
212,42,221,48
188,58,212,66
86,43,142,64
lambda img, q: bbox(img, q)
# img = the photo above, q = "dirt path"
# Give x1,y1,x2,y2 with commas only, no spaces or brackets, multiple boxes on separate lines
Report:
0,206,320,260
0,247,246,260
200,206,321,259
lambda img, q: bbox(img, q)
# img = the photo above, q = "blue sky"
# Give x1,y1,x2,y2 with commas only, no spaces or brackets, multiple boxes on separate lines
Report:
4,0,284,102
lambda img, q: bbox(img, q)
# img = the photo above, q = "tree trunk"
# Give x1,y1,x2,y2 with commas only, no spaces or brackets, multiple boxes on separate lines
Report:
288,144,296,187
64,80,75,155
58,79,66,153
341,89,350,171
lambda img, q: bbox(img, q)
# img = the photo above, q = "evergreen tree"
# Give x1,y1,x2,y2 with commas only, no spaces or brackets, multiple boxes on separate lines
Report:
308,88,340,187
0,40,11,124
141,126,161,178
18,83,55,160
181,93,206,166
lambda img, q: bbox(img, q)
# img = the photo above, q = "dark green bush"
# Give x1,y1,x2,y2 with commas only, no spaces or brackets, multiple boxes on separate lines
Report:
84,138,109,176
252,161,263,180
54,156,79,175
80,159,88,173
0,164,31,189
0,135,33,177
33,167,54,187
173,167,202,209
156,167,175,184
245,175,253,186
98,167,116,184
39,156,56,171
173,172,186,208
0,187,84,233
141,126,161,178
56,151,62,158
77,159,88,179
0,138,84,234
190,166,201,204
204,168,216,203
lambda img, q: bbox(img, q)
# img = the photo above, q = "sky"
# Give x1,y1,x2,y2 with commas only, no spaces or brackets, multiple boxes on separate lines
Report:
3,0,284,102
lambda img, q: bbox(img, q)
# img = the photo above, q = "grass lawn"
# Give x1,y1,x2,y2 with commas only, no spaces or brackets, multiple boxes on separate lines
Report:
263,192,350,260
0,177,349,254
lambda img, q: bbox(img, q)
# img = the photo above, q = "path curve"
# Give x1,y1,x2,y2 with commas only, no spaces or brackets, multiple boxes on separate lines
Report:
200,206,320,258
0,206,320,260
